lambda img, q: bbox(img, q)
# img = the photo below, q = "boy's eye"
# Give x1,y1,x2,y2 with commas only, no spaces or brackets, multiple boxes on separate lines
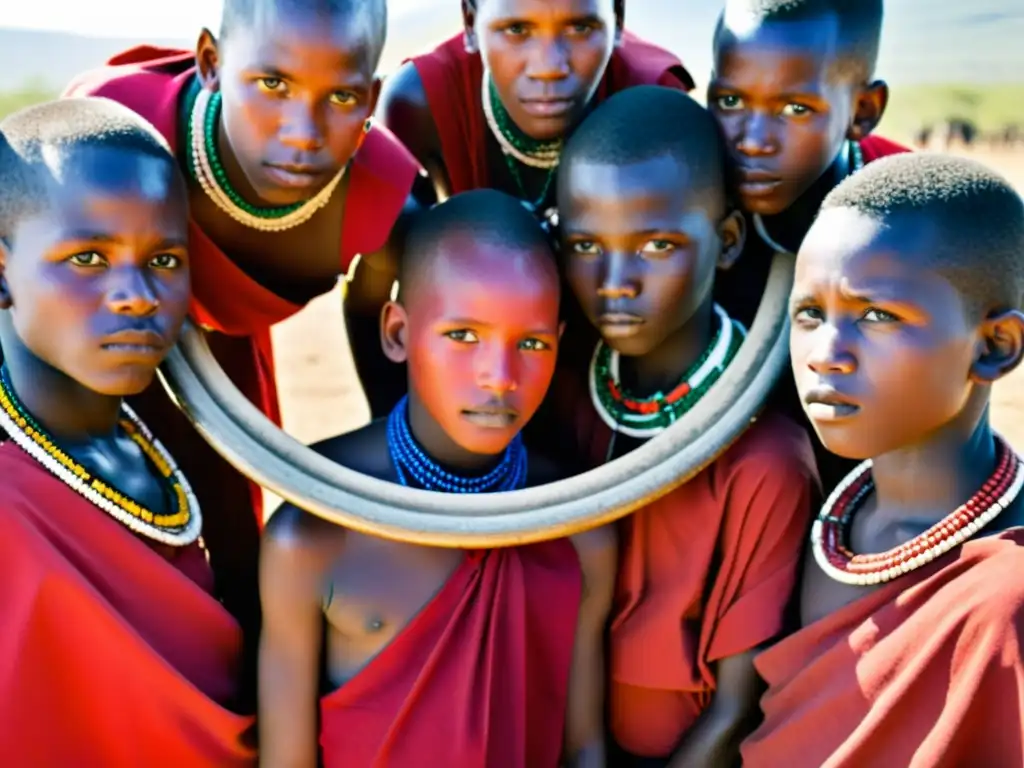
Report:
444,329,479,343
862,308,898,323
567,22,595,36
641,240,675,257
793,306,824,323
330,91,357,106
781,103,813,117
714,94,744,111
503,23,528,36
257,77,285,93
519,338,550,351
150,254,182,270
572,241,600,256
67,251,105,267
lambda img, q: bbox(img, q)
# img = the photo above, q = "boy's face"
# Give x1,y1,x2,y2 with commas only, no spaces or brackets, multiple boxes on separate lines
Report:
397,240,562,456
200,12,380,207
708,14,860,215
0,146,190,396
790,208,979,460
560,155,728,357
466,0,621,141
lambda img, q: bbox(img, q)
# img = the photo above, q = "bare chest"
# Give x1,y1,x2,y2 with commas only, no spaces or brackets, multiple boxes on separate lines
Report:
323,536,464,686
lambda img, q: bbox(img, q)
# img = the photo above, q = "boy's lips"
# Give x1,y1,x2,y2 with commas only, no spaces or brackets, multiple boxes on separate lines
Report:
737,168,783,196
461,407,519,429
598,312,645,338
803,386,861,421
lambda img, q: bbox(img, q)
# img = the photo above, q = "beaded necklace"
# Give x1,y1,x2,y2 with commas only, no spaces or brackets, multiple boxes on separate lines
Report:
481,77,560,212
386,396,528,493
0,367,202,547
182,77,348,232
753,140,865,255
589,303,747,438
811,435,1023,586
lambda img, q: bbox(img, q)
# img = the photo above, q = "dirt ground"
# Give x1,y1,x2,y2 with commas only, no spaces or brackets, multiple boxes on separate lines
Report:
267,147,1024,509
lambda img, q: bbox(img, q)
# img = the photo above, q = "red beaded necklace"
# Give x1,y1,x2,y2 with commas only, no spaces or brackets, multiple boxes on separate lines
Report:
811,435,1023,586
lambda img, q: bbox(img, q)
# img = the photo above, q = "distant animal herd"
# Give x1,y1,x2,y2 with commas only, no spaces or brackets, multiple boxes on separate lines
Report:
915,119,1021,150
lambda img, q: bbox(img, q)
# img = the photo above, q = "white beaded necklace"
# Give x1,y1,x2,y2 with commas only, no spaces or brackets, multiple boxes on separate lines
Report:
481,77,561,170
189,87,347,233
0,392,203,548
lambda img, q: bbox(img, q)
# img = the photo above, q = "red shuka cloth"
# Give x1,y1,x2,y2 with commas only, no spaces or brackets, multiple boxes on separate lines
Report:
559,369,817,757
410,32,694,194
319,540,582,768
742,529,1024,767
0,443,255,766
64,46,420,517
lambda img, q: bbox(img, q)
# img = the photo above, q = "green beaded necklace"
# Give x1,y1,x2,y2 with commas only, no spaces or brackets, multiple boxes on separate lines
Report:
484,78,560,211
181,77,302,220
589,304,747,438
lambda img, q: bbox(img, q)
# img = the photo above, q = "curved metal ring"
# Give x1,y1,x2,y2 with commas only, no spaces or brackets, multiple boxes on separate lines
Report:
158,252,794,547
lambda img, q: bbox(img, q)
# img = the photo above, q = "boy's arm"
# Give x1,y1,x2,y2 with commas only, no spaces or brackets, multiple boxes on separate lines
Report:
666,648,765,768
564,524,618,768
258,505,336,768
342,177,433,418
377,62,453,200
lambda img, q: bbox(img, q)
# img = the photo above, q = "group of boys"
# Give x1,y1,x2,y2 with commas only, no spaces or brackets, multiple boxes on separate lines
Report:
1,0,1023,766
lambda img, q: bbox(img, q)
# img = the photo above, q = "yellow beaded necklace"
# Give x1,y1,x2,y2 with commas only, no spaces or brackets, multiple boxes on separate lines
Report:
0,367,202,547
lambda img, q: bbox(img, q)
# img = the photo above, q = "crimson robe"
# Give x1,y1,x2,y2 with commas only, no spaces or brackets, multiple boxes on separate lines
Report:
319,540,581,768
63,48,420,641
409,32,694,194
559,371,817,757
742,529,1024,767
0,442,255,766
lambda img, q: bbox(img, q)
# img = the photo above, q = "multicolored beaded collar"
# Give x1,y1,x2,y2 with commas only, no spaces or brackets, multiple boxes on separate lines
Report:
811,435,1023,586
386,395,528,493
182,76,349,232
481,76,559,212
588,303,747,438
0,366,202,547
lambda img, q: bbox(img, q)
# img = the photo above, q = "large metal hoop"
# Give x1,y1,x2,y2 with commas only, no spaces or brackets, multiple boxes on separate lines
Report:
157,251,794,548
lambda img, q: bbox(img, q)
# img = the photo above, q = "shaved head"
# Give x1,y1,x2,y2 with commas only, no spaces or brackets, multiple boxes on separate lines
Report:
399,189,558,303
561,85,728,208
220,0,388,69
718,0,883,80
821,153,1024,317
0,97,176,240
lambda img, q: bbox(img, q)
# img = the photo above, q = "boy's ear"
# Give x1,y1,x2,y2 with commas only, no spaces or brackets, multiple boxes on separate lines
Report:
381,301,410,363
971,309,1024,384
195,28,222,91
0,239,12,310
847,80,888,143
716,209,746,272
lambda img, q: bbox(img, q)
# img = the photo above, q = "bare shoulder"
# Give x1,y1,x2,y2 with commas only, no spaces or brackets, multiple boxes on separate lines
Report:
263,421,392,559
309,419,393,481
378,62,440,159
527,451,569,486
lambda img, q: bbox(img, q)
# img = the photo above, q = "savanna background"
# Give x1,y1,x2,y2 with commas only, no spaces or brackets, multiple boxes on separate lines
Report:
3,0,1023,481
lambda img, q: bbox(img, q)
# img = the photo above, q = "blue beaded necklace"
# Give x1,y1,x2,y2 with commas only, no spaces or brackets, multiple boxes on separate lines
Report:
386,396,528,493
